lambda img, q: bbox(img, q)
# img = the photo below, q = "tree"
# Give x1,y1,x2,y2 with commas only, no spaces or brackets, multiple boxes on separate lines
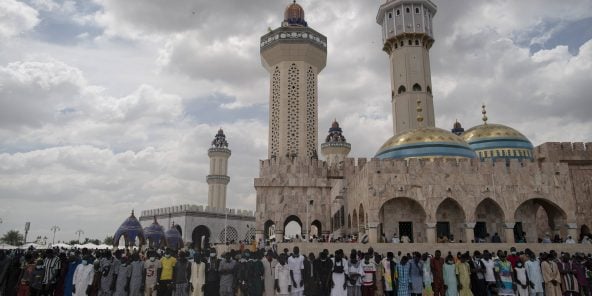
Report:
1,230,24,246
82,238,100,245
103,236,114,245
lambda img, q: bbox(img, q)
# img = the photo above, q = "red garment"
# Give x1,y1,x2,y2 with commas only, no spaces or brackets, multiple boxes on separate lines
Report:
508,255,520,268
431,257,445,296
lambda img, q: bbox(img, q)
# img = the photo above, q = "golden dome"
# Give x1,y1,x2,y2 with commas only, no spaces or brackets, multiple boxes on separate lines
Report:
376,127,476,159
463,123,530,143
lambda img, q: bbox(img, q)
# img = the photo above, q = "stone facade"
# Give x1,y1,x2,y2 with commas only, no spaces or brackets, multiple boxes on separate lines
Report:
255,144,592,244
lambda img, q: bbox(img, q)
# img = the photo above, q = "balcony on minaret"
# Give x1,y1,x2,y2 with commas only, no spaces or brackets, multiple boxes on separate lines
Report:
377,0,437,48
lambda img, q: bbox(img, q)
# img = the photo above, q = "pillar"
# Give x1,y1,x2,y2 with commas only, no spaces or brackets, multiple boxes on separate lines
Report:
465,222,476,243
368,223,379,244
567,223,578,240
504,222,515,243
275,229,284,243
426,222,437,243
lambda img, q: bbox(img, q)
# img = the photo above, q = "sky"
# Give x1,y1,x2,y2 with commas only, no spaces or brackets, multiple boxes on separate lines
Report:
0,0,591,244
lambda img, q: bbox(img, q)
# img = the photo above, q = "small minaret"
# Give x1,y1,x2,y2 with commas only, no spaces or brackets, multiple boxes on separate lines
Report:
321,120,351,166
260,1,327,159
207,129,231,209
377,0,437,134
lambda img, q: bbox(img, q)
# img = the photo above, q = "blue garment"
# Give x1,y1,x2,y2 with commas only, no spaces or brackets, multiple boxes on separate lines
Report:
64,259,81,296
397,262,411,296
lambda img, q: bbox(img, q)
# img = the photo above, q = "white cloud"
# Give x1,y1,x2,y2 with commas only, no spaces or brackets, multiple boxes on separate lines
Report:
0,0,39,39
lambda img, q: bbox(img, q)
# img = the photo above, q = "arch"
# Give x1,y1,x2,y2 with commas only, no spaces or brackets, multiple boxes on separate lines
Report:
514,198,568,243
218,226,238,244
311,220,322,239
352,209,358,232
284,215,302,240
412,83,422,91
435,198,466,242
474,198,505,242
191,225,210,250
359,204,365,233
347,214,351,228
397,85,406,94
379,197,427,242
264,220,275,240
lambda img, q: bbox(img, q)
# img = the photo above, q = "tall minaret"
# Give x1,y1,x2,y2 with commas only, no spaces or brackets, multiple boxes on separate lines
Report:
260,1,327,159
207,129,231,209
377,0,437,134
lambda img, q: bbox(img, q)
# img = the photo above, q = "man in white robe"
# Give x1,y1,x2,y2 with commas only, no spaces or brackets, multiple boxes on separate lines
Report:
73,257,95,296
287,247,304,296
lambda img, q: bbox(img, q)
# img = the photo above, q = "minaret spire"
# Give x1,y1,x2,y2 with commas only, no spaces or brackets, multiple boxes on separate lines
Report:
481,104,488,125
207,129,231,209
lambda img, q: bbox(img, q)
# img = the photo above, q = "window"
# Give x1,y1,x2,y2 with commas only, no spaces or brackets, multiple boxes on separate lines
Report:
484,151,488,157
396,9,400,16
412,83,422,91
408,40,412,45
415,7,420,14
406,7,410,13
479,152,483,158
389,12,392,19
398,85,406,94
426,86,432,94
394,43,398,49
415,40,419,45
400,41,404,46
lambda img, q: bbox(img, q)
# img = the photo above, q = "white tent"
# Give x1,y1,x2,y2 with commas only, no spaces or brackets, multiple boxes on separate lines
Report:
51,243,72,249
20,243,44,249
0,243,16,250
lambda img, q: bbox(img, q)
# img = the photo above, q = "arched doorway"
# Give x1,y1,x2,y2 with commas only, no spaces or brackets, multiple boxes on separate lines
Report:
311,220,322,239
359,204,365,234
175,224,182,237
514,198,567,243
191,225,210,250
284,215,302,241
264,220,276,240
347,214,351,228
581,225,590,241
436,198,466,242
380,197,427,243
474,198,504,242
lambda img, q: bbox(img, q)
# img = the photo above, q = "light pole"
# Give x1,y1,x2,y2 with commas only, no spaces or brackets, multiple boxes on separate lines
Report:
76,229,84,243
224,209,228,244
24,222,30,245
50,225,60,245
306,199,314,242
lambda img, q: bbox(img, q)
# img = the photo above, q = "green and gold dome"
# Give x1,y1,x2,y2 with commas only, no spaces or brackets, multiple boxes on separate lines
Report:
463,105,533,160
376,101,476,160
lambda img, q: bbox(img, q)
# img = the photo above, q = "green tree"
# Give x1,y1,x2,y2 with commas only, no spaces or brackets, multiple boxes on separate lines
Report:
103,236,114,245
1,230,24,246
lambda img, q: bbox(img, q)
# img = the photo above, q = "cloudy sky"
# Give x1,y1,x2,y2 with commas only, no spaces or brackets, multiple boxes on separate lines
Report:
1,0,591,243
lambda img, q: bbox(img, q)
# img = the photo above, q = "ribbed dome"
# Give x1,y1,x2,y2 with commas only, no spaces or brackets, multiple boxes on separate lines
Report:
113,210,146,247
143,216,166,249
463,123,534,160
284,1,307,27
376,127,476,159
165,223,183,250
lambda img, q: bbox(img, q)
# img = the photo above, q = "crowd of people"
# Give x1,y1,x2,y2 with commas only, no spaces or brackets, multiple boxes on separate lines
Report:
1,245,592,296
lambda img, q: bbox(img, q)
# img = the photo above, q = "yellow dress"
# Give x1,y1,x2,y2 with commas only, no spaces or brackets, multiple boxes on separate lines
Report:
456,262,473,296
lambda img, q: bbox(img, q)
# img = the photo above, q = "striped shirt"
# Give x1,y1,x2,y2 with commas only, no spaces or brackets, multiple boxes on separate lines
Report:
43,256,61,284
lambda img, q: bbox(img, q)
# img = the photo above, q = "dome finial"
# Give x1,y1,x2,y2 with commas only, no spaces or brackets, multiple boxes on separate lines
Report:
481,104,488,125
416,100,424,124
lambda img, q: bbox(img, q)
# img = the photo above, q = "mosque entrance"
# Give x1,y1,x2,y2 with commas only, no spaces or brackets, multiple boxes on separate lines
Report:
436,222,450,240
514,198,567,243
474,222,487,241
192,225,210,251
399,222,413,242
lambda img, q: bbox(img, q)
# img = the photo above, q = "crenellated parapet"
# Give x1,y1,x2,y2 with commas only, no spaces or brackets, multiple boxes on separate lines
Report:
140,204,255,219
535,142,592,164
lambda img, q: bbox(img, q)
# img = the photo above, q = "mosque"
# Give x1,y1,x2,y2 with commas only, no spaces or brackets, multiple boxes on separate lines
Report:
253,0,592,244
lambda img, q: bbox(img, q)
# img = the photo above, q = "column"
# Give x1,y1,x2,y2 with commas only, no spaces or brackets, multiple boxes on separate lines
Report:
566,223,578,240
426,222,437,243
275,229,284,243
368,223,379,244
504,222,515,243
465,222,476,243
